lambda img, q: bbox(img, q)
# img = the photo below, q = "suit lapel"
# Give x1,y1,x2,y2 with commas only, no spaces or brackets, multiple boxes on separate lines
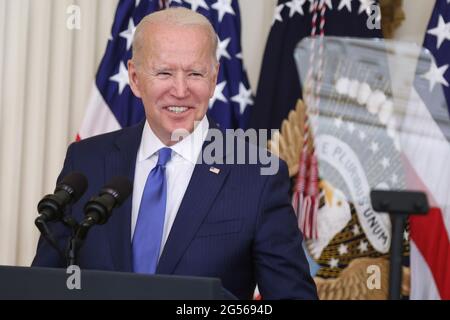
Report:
105,121,144,272
157,120,231,274
103,118,230,274
156,161,230,274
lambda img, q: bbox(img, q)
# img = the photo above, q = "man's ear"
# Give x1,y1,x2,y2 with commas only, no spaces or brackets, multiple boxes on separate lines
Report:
128,59,142,98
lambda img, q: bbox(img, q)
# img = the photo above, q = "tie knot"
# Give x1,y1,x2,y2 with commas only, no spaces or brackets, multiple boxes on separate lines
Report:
157,148,172,166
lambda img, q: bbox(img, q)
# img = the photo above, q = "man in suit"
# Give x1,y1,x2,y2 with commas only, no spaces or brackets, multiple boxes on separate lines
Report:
32,7,317,300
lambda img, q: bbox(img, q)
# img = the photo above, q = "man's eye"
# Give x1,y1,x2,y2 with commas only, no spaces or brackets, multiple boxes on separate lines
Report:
190,72,203,77
157,72,171,77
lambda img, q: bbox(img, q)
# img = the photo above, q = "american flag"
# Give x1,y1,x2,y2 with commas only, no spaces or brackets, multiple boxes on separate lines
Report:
250,0,382,134
78,0,252,140
408,0,450,300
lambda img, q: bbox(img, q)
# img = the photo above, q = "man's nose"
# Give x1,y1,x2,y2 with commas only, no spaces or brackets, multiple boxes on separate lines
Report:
171,74,189,98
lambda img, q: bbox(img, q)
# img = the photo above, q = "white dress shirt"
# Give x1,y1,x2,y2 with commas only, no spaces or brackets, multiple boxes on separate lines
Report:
131,116,209,255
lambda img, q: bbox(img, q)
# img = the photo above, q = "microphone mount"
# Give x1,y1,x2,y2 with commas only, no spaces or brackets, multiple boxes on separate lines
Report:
34,172,88,265
66,176,132,266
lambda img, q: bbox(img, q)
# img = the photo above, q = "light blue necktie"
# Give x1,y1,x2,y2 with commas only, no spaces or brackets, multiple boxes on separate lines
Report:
132,147,172,274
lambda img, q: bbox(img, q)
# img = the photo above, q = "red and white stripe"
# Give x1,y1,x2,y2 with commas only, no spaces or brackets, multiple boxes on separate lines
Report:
77,84,121,141
402,88,450,300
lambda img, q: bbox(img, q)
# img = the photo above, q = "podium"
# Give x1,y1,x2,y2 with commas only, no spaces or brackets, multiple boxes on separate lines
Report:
0,266,232,299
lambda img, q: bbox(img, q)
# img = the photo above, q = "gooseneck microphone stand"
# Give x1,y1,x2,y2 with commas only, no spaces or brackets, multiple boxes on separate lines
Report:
66,217,97,266
35,213,83,266
34,172,88,266
34,218,66,264
64,217,82,266
36,175,132,267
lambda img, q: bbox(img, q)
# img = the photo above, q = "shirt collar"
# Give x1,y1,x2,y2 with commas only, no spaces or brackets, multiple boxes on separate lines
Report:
138,116,209,165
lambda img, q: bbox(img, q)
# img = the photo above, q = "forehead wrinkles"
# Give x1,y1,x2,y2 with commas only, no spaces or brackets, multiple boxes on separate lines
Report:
136,23,215,66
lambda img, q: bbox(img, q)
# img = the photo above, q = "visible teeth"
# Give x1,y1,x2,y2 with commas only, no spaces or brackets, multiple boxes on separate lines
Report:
167,106,188,113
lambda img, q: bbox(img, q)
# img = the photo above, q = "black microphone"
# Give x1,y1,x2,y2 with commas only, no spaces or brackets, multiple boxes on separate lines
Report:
67,176,132,265
82,176,133,227
36,172,88,224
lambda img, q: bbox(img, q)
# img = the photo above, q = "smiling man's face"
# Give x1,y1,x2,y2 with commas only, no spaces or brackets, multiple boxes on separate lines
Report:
128,22,218,145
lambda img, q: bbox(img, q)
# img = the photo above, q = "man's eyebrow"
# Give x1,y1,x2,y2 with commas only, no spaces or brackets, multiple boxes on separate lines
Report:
187,68,205,73
146,64,209,74
185,66,208,72
149,66,174,74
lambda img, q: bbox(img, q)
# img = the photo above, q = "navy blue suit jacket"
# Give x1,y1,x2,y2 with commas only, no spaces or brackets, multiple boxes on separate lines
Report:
32,120,317,300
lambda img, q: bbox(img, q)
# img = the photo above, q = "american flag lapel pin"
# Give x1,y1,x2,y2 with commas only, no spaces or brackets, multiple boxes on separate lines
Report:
209,167,220,174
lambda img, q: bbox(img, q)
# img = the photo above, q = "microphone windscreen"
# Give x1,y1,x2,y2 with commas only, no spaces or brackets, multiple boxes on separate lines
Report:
102,176,133,205
56,172,88,202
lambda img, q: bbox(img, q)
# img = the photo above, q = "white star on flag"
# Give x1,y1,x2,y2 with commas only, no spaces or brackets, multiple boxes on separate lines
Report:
185,0,209,12
338,244,348,256
235,52,243,59
358,240,369,253
329,258,339,268
421,61,449,92
135,0,140,7
338,0,352,12
324,0,333,10
286,0,305,17
358,0,374,16
216,37,231,60
427,15,450,50
231,83,253,114
370,141,379,153
381,157,390,169
209,81,228,108
119,18,136,51
109,61,129,95
272,4,284,25
211,0,235,22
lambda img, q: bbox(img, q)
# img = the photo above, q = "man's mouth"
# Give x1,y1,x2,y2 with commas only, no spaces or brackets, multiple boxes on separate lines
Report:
164,106,191,114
